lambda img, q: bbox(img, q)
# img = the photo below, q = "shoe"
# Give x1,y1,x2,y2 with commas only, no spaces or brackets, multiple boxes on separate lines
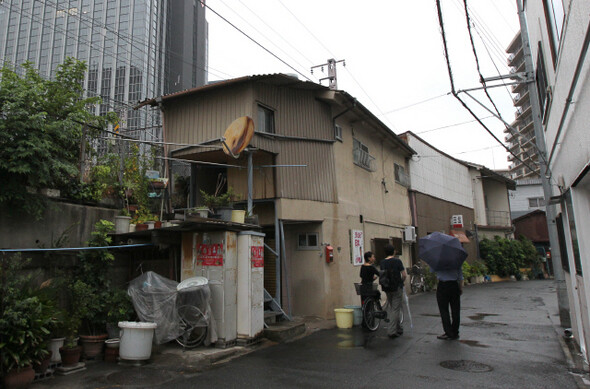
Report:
397,329,403,336
437,334,451,340
449,334,459,340
388,334,399,339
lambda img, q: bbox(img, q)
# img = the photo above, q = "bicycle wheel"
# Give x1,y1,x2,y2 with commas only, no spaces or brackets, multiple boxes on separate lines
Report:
176,305,208,348
362,298,380,331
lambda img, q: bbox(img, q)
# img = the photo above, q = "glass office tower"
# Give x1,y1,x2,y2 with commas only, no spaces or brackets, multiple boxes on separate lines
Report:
0,0,208,144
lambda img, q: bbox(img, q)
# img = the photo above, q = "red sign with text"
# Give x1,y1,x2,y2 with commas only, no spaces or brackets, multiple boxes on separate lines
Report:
197,243,224,266
251,246,264,268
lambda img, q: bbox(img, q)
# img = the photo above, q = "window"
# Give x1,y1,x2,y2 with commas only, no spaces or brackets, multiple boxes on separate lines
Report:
353,138,375,171
528,197,546,208
257,104,275,133
536,43,551,122
334,124,342,141
543,0,565,66
394,163,410,187
298,233,319,249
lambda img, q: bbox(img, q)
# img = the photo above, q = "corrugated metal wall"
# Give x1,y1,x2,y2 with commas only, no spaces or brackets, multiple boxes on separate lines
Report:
163,79,338,203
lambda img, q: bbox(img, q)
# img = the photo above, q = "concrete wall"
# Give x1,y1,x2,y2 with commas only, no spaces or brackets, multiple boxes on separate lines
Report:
0,201,119,249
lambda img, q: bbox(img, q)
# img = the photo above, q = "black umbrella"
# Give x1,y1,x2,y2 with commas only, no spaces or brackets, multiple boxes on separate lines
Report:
418,232,467,271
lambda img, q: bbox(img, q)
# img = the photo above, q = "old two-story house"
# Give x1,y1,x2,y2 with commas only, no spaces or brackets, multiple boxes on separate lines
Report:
139,74,416,319
399,132,515,263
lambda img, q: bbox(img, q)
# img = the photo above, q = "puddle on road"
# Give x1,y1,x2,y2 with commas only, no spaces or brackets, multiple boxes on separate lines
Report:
468,313,500,321
337,330,377,349
459,339,490,348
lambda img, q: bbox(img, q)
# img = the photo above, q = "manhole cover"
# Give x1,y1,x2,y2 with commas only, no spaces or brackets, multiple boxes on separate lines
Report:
108,368,174,386
440,360,493,373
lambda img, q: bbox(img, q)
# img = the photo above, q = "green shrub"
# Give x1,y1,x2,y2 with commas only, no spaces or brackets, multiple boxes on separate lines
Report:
479,236,538,277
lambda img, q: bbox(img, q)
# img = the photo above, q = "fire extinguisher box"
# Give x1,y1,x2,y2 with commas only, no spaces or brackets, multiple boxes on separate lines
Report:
182,230,238,347
237,231,265,341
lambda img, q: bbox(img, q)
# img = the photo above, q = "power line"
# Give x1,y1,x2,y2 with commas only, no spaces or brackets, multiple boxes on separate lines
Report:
434,0,537,174
381,93,450,115
203,2,312,82
415,115,494,135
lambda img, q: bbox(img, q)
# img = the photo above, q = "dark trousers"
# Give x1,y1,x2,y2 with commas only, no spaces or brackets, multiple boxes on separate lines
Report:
436,280,461,337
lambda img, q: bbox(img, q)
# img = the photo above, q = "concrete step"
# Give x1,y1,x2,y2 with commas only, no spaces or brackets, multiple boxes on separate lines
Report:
263,320,306,343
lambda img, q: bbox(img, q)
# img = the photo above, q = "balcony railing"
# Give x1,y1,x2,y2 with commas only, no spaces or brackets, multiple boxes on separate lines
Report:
353,148,376,172
485,210,511,227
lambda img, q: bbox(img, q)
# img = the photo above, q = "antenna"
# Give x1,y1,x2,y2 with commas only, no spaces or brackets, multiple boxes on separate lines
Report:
311,58,346,90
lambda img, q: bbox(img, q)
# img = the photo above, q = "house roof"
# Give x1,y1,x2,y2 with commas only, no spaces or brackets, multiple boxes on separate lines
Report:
137,73,416,156
512,209,546,222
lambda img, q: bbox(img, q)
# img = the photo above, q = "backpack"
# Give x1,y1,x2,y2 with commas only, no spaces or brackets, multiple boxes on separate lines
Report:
379,263,402,292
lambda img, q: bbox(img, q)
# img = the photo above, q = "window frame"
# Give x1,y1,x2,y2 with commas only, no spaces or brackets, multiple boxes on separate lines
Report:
257,104,275,134
297,233,320,250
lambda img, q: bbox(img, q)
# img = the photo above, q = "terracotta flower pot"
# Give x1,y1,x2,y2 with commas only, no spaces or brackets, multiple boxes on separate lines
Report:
59,346,82,367
79,334,108,359
2,365,35,389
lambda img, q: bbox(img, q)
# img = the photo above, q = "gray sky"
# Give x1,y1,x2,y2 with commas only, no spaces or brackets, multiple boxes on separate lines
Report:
206,0,520,170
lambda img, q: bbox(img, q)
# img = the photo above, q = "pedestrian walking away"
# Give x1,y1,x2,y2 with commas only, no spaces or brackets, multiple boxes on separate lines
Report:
379,244,406,338
435,268,463,340
418,232,468,341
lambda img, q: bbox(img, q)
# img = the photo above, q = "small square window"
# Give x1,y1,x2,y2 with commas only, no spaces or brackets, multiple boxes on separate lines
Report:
297,233,319,250
257,104,275,133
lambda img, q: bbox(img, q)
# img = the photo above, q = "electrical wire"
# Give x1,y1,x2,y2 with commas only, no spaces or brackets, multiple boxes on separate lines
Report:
415,115,494,135
462,0,542,170
381,93,451,115
434,0,537,174
203,2,312,82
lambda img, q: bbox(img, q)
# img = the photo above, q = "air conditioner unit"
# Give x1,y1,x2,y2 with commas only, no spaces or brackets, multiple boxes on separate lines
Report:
403,226,416,243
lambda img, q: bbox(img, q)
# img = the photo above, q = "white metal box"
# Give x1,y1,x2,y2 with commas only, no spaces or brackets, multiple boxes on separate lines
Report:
181,230,238,345
237,231,265,340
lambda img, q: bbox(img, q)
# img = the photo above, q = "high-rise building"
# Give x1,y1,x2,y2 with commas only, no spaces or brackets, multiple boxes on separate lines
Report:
0,0,208,143
505,32,540,180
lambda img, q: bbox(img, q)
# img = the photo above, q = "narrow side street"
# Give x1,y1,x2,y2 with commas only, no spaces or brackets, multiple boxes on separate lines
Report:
34,280,587,388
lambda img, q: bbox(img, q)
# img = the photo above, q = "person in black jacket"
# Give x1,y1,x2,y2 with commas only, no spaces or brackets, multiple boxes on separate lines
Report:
359,251,380,306
380,244,407,338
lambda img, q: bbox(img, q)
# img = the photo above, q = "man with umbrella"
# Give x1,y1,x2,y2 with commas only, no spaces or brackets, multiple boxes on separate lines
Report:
418,232,467,340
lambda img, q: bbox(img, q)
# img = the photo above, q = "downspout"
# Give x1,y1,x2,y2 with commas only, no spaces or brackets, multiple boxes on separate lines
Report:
547,17,590,167
156,96,171,218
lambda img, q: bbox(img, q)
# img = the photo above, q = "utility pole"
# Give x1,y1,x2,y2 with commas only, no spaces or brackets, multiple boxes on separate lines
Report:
516,0,570,327
311,58,345,90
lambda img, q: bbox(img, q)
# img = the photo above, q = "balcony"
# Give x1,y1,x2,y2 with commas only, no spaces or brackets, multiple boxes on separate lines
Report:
353,147,376,172
486,210,511,227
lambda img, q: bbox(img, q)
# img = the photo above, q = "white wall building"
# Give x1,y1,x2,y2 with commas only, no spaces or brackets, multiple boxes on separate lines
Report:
520,0,590,361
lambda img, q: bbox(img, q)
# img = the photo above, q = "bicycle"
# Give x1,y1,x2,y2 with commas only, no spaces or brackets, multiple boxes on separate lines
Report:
409,263,426,294
354,283,405,331
175,277,210,348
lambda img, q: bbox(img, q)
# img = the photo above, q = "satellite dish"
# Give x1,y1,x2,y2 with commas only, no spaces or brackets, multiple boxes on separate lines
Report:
222,116,254,158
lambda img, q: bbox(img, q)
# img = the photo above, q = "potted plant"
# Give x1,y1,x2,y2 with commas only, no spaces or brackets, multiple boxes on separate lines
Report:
0,255,56,388
75,220,115,359
200,187,239,221
187,206,210,219
114,208,132,234
105,287,136,339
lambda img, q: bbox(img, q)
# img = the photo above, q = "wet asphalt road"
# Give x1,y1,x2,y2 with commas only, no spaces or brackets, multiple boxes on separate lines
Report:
166,280,578,389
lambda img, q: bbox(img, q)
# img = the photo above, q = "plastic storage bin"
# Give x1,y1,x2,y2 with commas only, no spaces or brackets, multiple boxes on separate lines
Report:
334,308,354,329
344,305,362,326
118,321,157,360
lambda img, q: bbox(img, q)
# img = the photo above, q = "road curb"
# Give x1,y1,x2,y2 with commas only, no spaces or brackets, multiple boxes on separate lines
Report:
554,326,590,388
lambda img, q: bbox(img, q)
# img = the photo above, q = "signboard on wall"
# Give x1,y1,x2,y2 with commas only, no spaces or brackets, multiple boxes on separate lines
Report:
251,246,264,268
351,229,364,266
197,243,224,266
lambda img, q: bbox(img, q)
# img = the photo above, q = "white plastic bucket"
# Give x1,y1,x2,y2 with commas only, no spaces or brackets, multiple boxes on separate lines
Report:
118,321,157,360
334,308,354,329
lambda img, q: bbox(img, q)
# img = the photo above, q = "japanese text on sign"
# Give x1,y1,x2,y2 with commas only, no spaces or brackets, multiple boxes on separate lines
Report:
197,243,224,266
251,246,264,268
351,229,364,266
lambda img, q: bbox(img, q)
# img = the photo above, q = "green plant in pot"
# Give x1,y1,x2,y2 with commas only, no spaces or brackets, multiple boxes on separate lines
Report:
105,287,136,339
0,255,56,387
200,187,239,221
75,220,116,358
